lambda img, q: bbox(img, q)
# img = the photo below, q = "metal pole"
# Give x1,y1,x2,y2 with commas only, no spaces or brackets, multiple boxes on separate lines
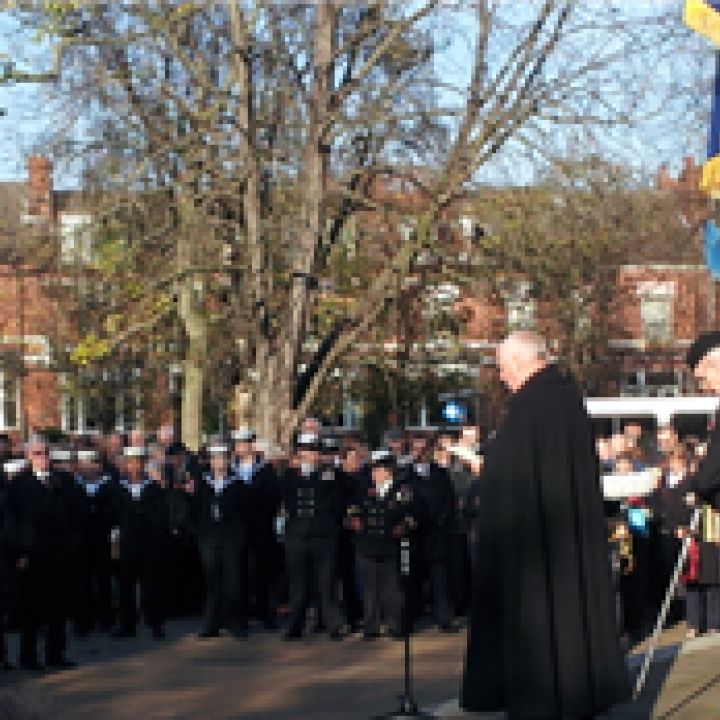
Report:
633,506,702,699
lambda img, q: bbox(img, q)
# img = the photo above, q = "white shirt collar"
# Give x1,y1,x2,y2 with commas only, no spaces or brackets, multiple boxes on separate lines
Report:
377,478,393,499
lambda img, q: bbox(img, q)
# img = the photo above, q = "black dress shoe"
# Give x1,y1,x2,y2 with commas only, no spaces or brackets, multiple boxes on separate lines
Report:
3,660,15,671
388,630,404,640
282,628,302,641
198,628,220,639
111,627,136,639
439,622,459,634
151,627,166,640
329,629,345,641
363,631,380,641
46,658,77,670
20,658,44,671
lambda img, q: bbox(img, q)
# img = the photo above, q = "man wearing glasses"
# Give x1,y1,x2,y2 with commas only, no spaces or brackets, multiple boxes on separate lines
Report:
4,435,79,670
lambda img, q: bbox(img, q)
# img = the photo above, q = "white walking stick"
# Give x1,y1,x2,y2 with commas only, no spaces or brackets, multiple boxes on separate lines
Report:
633,506,702,699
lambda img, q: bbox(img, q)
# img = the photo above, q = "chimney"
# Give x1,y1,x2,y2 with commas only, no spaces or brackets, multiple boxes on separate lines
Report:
26,155,53,219
656,163,672,190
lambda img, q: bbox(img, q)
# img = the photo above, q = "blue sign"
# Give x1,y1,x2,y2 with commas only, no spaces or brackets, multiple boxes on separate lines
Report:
442,401,466,424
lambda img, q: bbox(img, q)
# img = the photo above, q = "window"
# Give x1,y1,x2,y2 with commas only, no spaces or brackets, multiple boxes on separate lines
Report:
0,373,18,430
61,391,101,434
59,214,94,265
115,390,140,432
506,281,536,330
638,282,673,345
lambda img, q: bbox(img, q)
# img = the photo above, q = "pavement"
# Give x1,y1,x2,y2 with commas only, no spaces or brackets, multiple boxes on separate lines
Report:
1,620,720,719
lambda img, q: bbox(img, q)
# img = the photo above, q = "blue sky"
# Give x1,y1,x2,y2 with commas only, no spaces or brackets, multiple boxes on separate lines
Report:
0,3,714,189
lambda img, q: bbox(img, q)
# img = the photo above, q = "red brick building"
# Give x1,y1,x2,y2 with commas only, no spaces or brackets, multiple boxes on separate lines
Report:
0,156,717,439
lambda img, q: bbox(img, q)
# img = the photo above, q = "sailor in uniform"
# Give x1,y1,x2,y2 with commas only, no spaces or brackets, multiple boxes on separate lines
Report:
197,439,251,638
112,445,168,640
231,428,280,630
74,448,117,635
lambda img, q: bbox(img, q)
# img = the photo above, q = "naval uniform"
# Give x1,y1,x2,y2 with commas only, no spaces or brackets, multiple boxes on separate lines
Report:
413,461,454,628
197,471,251,635
114,477,169,636
0,469,11,665
232,457,280,627
349,473,420,636
280,463,344,636
4,466,82,666
75,472,117,634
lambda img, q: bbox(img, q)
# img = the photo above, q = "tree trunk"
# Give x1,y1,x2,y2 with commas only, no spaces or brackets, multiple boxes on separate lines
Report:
178,277,207,451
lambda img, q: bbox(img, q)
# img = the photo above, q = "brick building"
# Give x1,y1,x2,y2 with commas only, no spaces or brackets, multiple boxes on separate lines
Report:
0,156,716,439
0,157,151,440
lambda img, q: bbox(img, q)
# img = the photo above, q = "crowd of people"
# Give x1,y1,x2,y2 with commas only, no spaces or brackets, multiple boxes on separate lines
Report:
0,419,486,671
596,421,716,642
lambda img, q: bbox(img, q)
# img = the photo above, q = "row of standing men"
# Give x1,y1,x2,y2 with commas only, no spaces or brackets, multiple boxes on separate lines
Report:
0,424,483,670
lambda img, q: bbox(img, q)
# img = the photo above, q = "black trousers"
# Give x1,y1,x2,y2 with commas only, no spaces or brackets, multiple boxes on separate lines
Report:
199,535,247,632
0,583,7,663
16,558,68,664
118,547,165,632
338,532,361,629
76,541,114,632
247,532,279,624
686,584,720,632
448,531,471,616
427,556,453,627
284,533,342,634
357,554,401,634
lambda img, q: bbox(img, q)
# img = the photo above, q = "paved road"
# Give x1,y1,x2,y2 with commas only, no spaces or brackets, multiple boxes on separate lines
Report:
2,621,720,719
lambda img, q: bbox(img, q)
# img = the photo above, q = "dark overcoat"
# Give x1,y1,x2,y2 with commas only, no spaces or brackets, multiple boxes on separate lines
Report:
461,365,630,719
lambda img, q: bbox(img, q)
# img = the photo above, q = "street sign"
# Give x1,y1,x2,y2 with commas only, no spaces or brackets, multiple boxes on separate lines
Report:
685,0,720,46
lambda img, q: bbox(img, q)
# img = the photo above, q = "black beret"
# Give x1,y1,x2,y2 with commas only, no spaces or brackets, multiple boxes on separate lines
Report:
687,332,720,370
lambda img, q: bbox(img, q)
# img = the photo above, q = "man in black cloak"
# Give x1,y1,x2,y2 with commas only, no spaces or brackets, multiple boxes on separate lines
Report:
460,330,629,719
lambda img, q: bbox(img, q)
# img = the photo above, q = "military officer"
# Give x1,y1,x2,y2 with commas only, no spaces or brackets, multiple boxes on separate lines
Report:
279,432,345,640
347,449,421,639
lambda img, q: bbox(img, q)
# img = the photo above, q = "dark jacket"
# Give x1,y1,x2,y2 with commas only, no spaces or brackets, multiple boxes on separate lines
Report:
196,474,251,542
4,467,83,566
280,464,343,537
114,478,169,559
348,473,421,558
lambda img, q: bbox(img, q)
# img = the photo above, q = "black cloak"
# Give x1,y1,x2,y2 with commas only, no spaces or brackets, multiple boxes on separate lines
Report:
461,365,630,719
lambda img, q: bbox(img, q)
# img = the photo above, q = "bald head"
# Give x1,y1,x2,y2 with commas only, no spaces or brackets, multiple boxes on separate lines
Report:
496,330,549,393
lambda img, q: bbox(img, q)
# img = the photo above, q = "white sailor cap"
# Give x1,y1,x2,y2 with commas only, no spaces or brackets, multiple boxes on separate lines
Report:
3,458,28,476
123,445,147,458
77,449,99,462
370,449,395,467
295,432,321,451
207,443,230,454
230,427,256,443
50,448,74,462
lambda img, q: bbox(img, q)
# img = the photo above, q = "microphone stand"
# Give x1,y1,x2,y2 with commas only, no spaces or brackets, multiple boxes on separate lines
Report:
374,536,433,719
